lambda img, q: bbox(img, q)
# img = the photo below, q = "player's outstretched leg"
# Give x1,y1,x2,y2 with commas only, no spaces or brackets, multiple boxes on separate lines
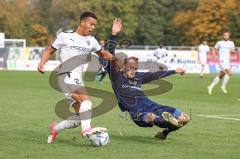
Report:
155,125,179,140
155,112,190,140
131,111,186,139
47,100,84,143
161,112,182,127
47,115,82,143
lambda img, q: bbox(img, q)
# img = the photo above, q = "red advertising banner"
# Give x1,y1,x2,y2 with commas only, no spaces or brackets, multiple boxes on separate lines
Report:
207,51,240,64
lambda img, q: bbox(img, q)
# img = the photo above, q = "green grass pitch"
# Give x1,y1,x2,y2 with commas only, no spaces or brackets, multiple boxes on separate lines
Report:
0,71,239,159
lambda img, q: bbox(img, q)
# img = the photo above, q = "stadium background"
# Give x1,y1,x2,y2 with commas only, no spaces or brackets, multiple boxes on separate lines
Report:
1,0,240,73
0,47,240,74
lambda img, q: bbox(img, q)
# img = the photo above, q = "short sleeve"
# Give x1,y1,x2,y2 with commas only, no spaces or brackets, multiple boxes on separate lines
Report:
91,37,102,52
51,32,65,50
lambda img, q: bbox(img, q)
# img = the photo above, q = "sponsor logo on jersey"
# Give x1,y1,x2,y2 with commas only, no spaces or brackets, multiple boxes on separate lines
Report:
122,85,141,90
70,46,91,54
129,80,137,85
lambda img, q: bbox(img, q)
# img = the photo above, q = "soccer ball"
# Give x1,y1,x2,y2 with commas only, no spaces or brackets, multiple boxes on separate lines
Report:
88,127,109,147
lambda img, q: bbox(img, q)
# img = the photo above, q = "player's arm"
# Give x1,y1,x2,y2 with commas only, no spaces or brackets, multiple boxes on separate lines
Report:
142,68,185,84
95,50,113,61
38,46,56,73
95,18,121,59
213,41,219,54
38,32,65,73
95,35,117,60
230,42,235,53
96,18,123,70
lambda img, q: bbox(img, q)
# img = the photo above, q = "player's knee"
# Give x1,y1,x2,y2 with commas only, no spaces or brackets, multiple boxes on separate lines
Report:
145,113,156,123
71,93,91,103
226,70,232,76
178,112,190,125
219,72,225,79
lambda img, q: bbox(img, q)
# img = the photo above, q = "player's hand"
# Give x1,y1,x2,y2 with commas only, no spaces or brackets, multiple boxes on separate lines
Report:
175,68,185,75
112,18,122,36
38,63,45,73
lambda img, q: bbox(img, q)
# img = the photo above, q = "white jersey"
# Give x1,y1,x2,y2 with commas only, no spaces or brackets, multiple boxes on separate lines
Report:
154,48,167,58
198,44,210,56
215,40,235,63
154,48,168,64
52,32,101,63
198,44,210,64
52,32,102,101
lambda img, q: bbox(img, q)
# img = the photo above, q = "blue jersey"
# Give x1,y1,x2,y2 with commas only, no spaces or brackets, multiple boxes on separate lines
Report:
106,35,176,112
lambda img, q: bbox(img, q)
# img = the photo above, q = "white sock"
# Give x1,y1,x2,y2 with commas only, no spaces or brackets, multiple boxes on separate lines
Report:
209,76,220,89
79,100,92,131
54,115,81,132
222,74,230,88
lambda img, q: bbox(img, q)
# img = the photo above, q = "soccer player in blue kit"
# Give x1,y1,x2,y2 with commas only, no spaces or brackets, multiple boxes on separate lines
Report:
105,19,190,139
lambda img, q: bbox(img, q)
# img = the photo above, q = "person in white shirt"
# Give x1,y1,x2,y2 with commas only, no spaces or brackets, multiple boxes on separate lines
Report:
38,12,122,143
208,32,235,95
198,40,210,78
154,43,168,65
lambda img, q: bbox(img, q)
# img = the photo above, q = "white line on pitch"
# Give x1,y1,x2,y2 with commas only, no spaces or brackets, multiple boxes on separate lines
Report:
207,115,240,117
198,115,240,121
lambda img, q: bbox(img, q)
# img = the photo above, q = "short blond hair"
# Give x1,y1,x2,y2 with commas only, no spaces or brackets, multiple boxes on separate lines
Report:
124,56,139,64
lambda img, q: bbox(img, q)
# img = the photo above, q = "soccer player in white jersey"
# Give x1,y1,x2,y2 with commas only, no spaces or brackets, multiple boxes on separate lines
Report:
154,43,168,65
198,40,210,78
38,12,122,143
208,32,235,95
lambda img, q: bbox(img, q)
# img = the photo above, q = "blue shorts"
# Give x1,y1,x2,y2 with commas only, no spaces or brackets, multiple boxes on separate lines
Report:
129,99,183,127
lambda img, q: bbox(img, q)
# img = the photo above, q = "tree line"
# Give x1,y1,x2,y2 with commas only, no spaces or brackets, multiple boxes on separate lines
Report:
0,0,239,46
